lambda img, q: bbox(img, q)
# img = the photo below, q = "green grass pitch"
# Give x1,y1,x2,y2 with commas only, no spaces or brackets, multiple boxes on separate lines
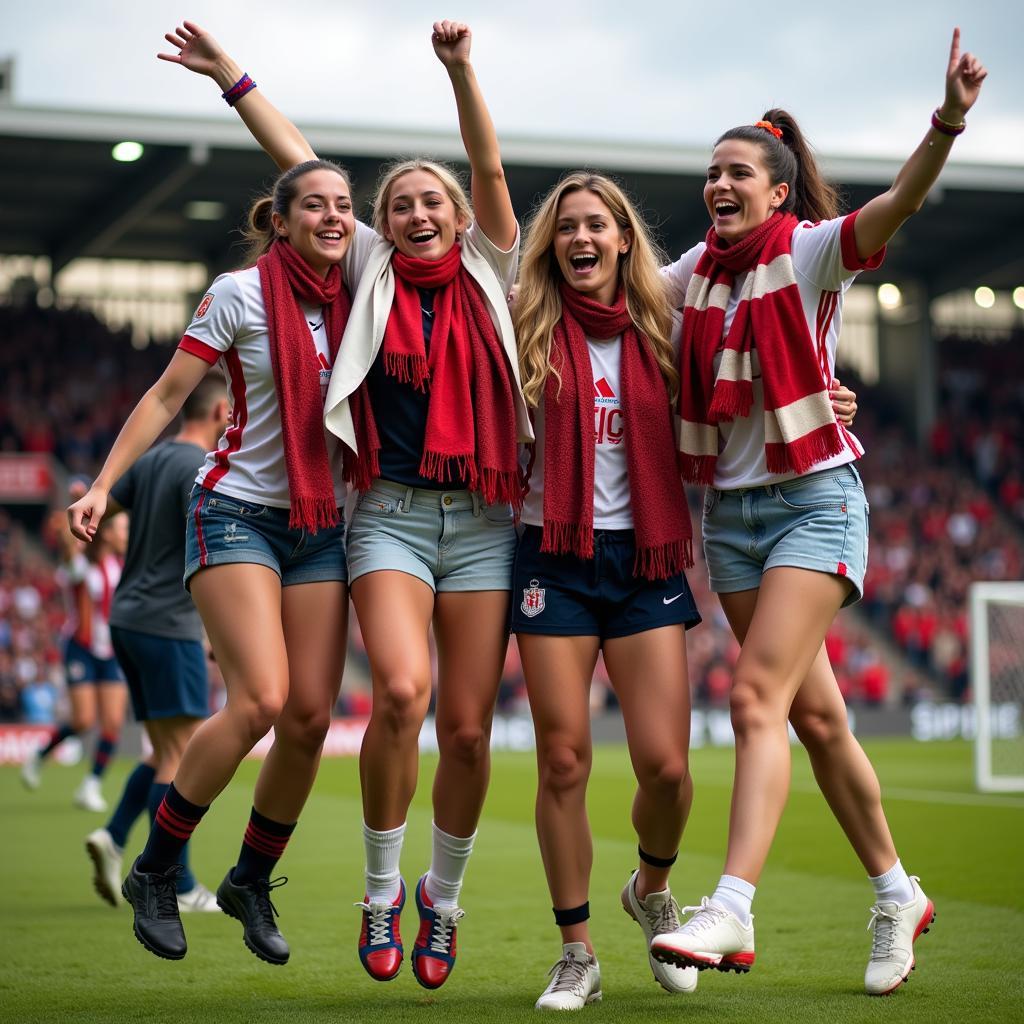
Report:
3,738,1022,1023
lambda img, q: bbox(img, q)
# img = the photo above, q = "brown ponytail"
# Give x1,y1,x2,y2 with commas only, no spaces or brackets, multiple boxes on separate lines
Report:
716,109,840,223
240,158,353,266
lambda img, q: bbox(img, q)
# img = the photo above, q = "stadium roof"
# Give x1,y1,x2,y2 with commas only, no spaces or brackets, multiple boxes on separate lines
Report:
3,103,1023,296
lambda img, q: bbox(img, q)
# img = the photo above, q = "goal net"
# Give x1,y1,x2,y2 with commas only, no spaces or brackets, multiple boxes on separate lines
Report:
971,582,1024,792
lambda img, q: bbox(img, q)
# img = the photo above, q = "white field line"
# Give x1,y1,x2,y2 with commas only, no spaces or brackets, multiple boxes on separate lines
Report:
789,780,1024,810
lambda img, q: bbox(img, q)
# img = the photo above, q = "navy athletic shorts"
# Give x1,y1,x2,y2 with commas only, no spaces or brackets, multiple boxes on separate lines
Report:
111,625,209,721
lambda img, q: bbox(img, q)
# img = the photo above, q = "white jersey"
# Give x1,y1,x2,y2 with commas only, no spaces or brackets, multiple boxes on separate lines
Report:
522,312,683,530
179,265,347,507
61,552,121,659
662,211,878,489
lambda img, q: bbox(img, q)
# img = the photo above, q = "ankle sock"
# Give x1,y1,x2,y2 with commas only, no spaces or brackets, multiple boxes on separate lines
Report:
363,821,405,903
869,859,915,905
137,782,209,876
234,807,297,884
711,874,756,925
424,822,476,909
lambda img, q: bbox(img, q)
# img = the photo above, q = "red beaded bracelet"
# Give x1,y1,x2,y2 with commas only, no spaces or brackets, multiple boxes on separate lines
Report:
931,109,966,137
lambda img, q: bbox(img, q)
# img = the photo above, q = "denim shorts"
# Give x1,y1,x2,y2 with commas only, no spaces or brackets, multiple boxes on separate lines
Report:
346,478,516,592
111,626,209,721
510,525,701,640
702,462,869,607
184,486,347,589
64,637,125,686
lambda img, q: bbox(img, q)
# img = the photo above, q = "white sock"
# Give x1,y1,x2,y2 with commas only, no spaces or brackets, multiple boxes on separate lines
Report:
424,822,476,909
711,874,755,926
869,859,915,905
363,821,405,903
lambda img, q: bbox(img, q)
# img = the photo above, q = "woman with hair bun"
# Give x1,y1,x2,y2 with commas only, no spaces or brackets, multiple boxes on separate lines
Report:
69,155,357,966
158,18,531,989
650,29,986,996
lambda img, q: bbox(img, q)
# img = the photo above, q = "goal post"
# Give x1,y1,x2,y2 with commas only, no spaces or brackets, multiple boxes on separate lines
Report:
971,581,1024,793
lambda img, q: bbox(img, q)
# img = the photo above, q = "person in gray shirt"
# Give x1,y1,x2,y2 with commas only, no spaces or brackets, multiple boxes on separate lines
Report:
85,374,228,912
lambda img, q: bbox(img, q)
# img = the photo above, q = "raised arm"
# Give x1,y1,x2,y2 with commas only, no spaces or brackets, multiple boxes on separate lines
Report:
68,350,211,540
432,20,516,250
853,28,986,260
159,20,315,171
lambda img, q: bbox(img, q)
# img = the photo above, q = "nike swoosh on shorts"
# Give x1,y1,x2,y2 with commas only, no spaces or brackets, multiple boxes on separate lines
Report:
663,594,684,605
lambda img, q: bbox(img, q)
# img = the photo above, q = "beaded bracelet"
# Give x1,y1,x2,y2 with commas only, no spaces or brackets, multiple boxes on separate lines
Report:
931,108,966,137
222,73,257,107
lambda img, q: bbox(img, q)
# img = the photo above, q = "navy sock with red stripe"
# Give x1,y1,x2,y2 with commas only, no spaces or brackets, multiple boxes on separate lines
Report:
137,782,209,876
232,808,296,885
91,732,118,778
39,723,75,760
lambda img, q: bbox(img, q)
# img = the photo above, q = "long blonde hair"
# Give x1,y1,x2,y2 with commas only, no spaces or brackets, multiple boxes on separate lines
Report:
372,158,473,239
515,172,677,408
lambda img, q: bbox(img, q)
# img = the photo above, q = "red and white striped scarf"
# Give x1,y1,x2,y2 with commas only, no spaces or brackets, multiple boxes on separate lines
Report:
678,211,844,483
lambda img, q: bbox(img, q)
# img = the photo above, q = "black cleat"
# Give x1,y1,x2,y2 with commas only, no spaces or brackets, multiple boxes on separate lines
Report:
216,870,290,965
122,859,187,960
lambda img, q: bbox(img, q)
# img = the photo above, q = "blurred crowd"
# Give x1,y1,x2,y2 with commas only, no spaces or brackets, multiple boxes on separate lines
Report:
2,305,1021,723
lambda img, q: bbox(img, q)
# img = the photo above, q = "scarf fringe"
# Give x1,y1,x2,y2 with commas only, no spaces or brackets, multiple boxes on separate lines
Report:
679,453,717,485
288,495,339,534
765,424,845,475
708,380,754,422
384,351,430,392
479,467,525,512
633,537,694,581
343,447,380,493
420,450,478,487
540,519,594,561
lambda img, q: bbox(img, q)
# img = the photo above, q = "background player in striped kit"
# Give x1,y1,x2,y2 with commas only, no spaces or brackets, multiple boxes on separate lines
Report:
22,501,128,814
651,28,986,997
84,373,229,915
69,154,356,965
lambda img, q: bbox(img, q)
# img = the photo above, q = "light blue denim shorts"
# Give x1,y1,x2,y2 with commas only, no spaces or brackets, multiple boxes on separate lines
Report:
184,486,347,589
346,478,516,592
701,462,869,607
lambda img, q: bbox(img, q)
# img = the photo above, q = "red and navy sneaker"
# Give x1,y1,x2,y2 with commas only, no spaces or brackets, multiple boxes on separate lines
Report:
356,880,405,981
411,875,465,990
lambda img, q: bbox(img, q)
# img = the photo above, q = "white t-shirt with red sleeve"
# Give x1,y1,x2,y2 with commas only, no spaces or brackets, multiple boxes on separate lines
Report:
662,210,882,489
178,265,347,508
61,552,121,659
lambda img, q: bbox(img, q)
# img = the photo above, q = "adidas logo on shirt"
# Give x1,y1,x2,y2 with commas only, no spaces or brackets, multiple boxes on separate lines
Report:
594,376,623,446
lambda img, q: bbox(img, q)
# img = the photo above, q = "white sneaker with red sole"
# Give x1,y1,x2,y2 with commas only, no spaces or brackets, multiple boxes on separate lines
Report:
650,897,755,973
865,876,935,996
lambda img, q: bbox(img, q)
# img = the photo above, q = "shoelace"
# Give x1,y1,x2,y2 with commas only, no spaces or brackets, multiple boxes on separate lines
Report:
642,894,682,936
679,896,729,934
547,952,591,995
866,903,900,960
152,864,185,919
250,876,287,928
427,907,465,954
355,899,400,946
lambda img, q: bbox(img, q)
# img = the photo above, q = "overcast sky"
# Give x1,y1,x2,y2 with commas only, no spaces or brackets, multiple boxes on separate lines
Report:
3,0,1021,163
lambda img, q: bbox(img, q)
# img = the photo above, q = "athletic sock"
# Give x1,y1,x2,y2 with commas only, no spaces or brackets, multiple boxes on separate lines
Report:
147,782,197,892
233,808,297,885
90,732,119,778
711,874,756,925
424,822,476,909
38,723,75,760
869,858,915,905
137,782,208,878
363,821,406,903
105,762,156,848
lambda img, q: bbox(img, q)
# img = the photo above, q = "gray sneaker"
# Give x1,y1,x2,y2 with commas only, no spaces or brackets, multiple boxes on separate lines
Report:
535,942,602,1011
621,870,698,993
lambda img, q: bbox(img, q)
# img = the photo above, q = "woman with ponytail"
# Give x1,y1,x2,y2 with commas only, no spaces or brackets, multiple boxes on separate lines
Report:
512,172,701,1010
69,155,357,965
157,19,531,989
650,30,986,996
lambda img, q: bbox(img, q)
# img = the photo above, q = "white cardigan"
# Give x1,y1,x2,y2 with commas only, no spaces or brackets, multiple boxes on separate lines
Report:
324,220,534,453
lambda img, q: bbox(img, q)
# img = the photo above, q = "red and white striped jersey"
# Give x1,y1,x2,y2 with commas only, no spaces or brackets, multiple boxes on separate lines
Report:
61,552,122,659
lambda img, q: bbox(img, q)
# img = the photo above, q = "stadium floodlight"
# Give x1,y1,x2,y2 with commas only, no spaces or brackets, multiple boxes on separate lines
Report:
970,581,1024,793
111,141,144,163
974,286,995,309
877,283,902,309
184,200,227,221
1013,286,1024,311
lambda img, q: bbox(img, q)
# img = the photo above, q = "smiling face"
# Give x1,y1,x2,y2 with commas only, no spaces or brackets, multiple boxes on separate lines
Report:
552,189,632,307
382,169,468,261
704,139,789,244
272,168,355,275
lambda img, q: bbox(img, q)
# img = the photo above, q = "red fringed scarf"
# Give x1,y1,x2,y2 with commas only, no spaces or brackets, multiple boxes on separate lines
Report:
678,211,844,483
540,282,692,580
257,239,350,532
346,244,521,508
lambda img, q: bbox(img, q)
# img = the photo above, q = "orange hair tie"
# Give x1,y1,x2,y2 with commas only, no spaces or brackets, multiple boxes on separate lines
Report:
755,120,783,140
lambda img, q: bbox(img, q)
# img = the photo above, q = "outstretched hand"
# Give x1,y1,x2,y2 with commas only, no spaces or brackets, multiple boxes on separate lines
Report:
942,27,987,121
432,20,472,69
158,20,226,77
